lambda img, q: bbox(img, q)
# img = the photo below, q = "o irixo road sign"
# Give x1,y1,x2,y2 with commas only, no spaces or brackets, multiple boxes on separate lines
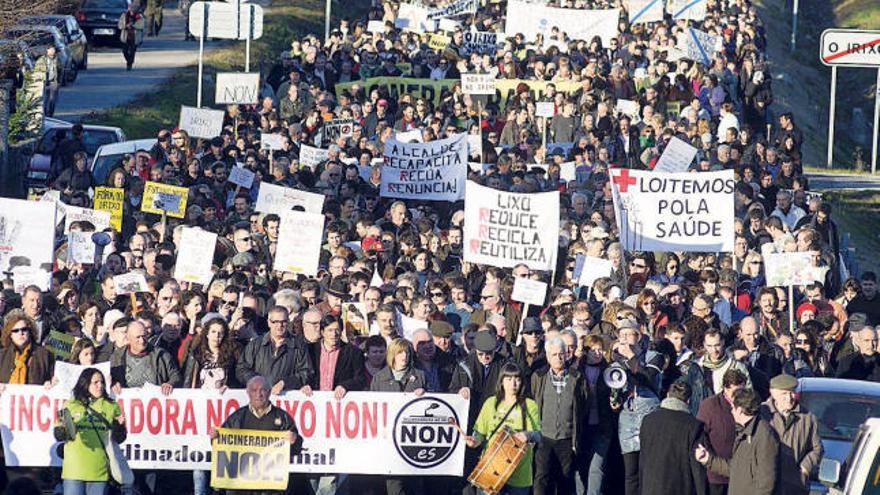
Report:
189,1,264,40
820,29,880,68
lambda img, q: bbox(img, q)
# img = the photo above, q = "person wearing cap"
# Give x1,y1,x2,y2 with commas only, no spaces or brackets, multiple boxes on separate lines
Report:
471,282,523,344
315,277,348,317
512,316,547,380
758,374,822,495
429,320,462,370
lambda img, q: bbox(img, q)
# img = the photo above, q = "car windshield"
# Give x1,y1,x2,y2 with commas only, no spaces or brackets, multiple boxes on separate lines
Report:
800,392,880,442
6,31,54,47
84,0,129,8
92,153,126,184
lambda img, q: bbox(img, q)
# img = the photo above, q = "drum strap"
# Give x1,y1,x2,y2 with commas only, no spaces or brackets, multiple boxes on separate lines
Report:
487,401,517,441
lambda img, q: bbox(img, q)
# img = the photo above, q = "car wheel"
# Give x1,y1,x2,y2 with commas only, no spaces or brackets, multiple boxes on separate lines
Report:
80,50,88,70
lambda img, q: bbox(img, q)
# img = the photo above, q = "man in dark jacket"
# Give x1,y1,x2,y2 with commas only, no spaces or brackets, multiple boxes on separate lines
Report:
531,335,590,495
236,306,314,394
639,381,707,495
696,388,780,495
110,320,181,394
305,315,365,396
696,368,749,495
834,325,879,381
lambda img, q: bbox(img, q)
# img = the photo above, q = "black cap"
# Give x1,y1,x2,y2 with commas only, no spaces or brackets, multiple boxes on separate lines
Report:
473,331,497,352
521,317,543,334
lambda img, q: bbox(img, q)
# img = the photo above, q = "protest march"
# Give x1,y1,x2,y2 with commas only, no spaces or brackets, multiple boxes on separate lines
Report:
1,0,879,494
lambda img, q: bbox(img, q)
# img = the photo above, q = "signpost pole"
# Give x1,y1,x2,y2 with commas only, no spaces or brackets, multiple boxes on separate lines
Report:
516,303,529,346
477,99,483,164
873,68,880,174
197,3,208,107
827,66,837,169
325,0,332,43
245,4,254,73
160,211,168,243
788,285,794,335
790,0,798,53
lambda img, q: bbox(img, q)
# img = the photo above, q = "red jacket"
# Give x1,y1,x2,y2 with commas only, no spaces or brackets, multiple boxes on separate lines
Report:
696,393,737,485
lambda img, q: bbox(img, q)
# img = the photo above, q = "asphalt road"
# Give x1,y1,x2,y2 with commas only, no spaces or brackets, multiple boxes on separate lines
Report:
53,4,219,122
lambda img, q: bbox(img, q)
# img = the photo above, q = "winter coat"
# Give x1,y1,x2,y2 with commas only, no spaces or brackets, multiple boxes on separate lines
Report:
706,417,780,495
235,334,314,391
639,398,708,495
369,366,426,393
0,344,54,384
529,366,590,453
696,393,738,485
760,400,823,495
307,341,366,392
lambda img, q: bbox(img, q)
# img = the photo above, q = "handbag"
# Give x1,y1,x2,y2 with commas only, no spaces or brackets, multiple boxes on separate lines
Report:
85,404,134,486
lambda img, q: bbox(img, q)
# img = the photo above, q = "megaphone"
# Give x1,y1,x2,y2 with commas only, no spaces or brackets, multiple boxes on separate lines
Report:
91,232,112,264
603,362,629,390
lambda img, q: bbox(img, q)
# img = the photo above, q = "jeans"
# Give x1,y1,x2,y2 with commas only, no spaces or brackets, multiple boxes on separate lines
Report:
193,470,209,495
63,479,107,495
622,451,639,495
576,428,610,495
44,82,59,117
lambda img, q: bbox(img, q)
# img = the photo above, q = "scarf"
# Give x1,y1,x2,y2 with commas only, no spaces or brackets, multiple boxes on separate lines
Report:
10,344,30,385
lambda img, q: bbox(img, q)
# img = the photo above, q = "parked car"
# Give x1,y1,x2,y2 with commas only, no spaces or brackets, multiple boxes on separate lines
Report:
4,25,77,84
76,0,138,45
797,377,880,494
90,138,157,185
818,417,880,495
18,15,89,70
28,118,126,185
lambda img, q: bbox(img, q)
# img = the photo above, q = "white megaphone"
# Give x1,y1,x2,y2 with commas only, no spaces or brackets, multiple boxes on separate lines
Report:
602,362,629,390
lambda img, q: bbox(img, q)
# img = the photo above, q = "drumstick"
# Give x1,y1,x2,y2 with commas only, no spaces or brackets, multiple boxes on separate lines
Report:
447,417,468,437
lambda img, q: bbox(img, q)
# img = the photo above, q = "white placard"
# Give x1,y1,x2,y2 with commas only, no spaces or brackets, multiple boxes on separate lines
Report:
505,2,620,45
67,231,95,264
653,136,698,173
615,99,640,119
0,198,56,278
535,101,555,118
467,134,482,158
299,144,330,169
174,227,217,285
179,105,224,139
395,3,434,33
323,118,355,143
188,1,264,40
113,272,149,295
426,0,478,20
578,256,614,288
381,133,468,202
463,181,560,271
367,20,384,33
764,252,824,287
64,206,111,234
511,278,548,306
228,166,256,189
669,0,706,20
261,133,285,150
39,190,66,225
274,211,325,276
628,0,664,23
678,27,722,65
215,72,260,104
610,169,735,252
255,182,325,214
12,267,52,294
52,362,112,396
395,129,424,143
461,73,495,95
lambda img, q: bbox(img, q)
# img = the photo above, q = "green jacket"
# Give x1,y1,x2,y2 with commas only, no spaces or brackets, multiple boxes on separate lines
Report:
55,397,126,481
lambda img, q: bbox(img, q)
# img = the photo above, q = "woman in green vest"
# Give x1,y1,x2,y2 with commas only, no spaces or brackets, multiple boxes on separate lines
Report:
54,368,127,495
465,361,541,495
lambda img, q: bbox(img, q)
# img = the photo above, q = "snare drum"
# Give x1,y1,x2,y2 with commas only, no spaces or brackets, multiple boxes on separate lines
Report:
467,426,527,495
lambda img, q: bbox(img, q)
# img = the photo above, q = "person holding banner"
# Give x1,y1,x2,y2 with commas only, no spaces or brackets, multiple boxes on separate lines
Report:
0,313,54,387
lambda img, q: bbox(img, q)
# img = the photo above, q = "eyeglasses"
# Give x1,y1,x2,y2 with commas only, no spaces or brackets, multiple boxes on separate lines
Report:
237,236,251,242
479,295,494,300
222,299,238,307
430,292,444,297
10,326,29,334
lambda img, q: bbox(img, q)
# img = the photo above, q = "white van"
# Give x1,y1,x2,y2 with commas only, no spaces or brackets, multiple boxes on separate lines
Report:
818,417,880,494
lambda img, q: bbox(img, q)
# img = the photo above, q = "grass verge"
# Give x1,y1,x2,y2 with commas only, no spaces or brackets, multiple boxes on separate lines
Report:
822,190,880,275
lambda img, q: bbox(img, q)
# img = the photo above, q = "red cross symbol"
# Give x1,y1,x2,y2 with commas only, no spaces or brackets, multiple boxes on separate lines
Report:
613,169,637,193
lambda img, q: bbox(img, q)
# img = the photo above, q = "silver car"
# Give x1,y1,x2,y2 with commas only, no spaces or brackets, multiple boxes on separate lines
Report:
5,24,77,84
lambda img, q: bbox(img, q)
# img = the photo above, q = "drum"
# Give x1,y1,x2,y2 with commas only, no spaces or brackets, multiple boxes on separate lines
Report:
467,426,527,495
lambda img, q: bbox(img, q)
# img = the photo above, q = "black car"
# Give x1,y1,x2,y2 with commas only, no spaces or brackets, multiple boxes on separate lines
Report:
75,0,136,45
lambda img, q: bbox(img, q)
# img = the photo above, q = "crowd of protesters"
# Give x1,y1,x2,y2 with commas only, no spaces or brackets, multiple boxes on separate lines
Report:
2,0,880,494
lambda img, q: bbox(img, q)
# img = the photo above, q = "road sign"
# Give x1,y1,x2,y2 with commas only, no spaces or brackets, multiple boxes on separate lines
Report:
820,29,880,68
189,1,264,40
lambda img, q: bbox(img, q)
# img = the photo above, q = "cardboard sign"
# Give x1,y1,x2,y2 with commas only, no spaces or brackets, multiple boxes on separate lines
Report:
628,0,664,23
39,189,66,226
255,182,325,214
395,3,434,32
45,331,76,360
535,101,555,118
615,99,640,119
505,2,620,45
460,31,498,55
274,211,325,276
215,72,260,105
299,144,330,169
179,106,225,139
67,231,95,264
461,73,495,95
174,227,217,285
609,169,735,252
261,133,285,150
342,302,370,337
188,1,264,40
93,187,124,231
426,0,478,19
367,20,384,33
64,206,111,234
463,181,560,270
113,272,149,295
578,256,614,288
381,133,468,201
653,136,698,173
211,428,289,491
142,181,189,218
228,166,256,189
53,362,111,396
323,118,355,144
764,252,824,287
0,198,56,278
428,33,451,50
511,277,548,306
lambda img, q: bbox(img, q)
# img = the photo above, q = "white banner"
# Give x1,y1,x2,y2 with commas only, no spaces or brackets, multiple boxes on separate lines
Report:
261,133,285,151
505,2,620,45
678,27,722,65
174,227,217,285
627,0,664,23
52,362,112,396
0,198,56,278
653,136,697,173
381,133,467,202
460,31,497,55
255,182,325,214
669,0,706,20
215,72,260,105
64,206,111,234
578,256,613,288
0,385,468,475
299,144,330,169
463,181,559,271
427,0,478,19
461,73,495,95
764,252,824,287
610,169,735,252
274,211,325,276
396,3,434,32
179,106,225,139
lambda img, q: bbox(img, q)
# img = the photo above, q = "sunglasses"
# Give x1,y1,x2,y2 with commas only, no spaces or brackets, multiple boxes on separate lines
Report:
795,339,810,344
430,292,444,297
11,327,29,334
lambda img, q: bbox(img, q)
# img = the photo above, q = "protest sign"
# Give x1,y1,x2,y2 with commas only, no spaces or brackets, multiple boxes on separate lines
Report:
653,136,698,173
628,0,664,23
461,74,494,96
255,182,325,214
678,27,722,65
463,181,559,271
535,101,555,118
396,128,424,143
467,134,482,159
261,133,285,151
45,331,75,360
505,1,619,45
399,313,428,342
93,187,124,231
511,278,548,306
53,362,112,396
609,169,735,252
578,256,614,288
215,72,260,105
669,0,707,20
174,228,217,286
0,198,56,279
179,106,225,139
342,302,370,337
12,267,52,294
367,20,384,33
764,252,824,287
274,211,325,276
64,206,111,234
335,78,457,107
460,31,497,55
39,189,66,226
323,118,355,144
381,133,467,202
211,428,289,491
228,166,256,189
615,99,640,119
0,386,469,475
426,0,478,19
299,144,330,169
113,272,149,295
428,33,450,50
142,181,189,218
396,3,433,32
67,231,95,264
